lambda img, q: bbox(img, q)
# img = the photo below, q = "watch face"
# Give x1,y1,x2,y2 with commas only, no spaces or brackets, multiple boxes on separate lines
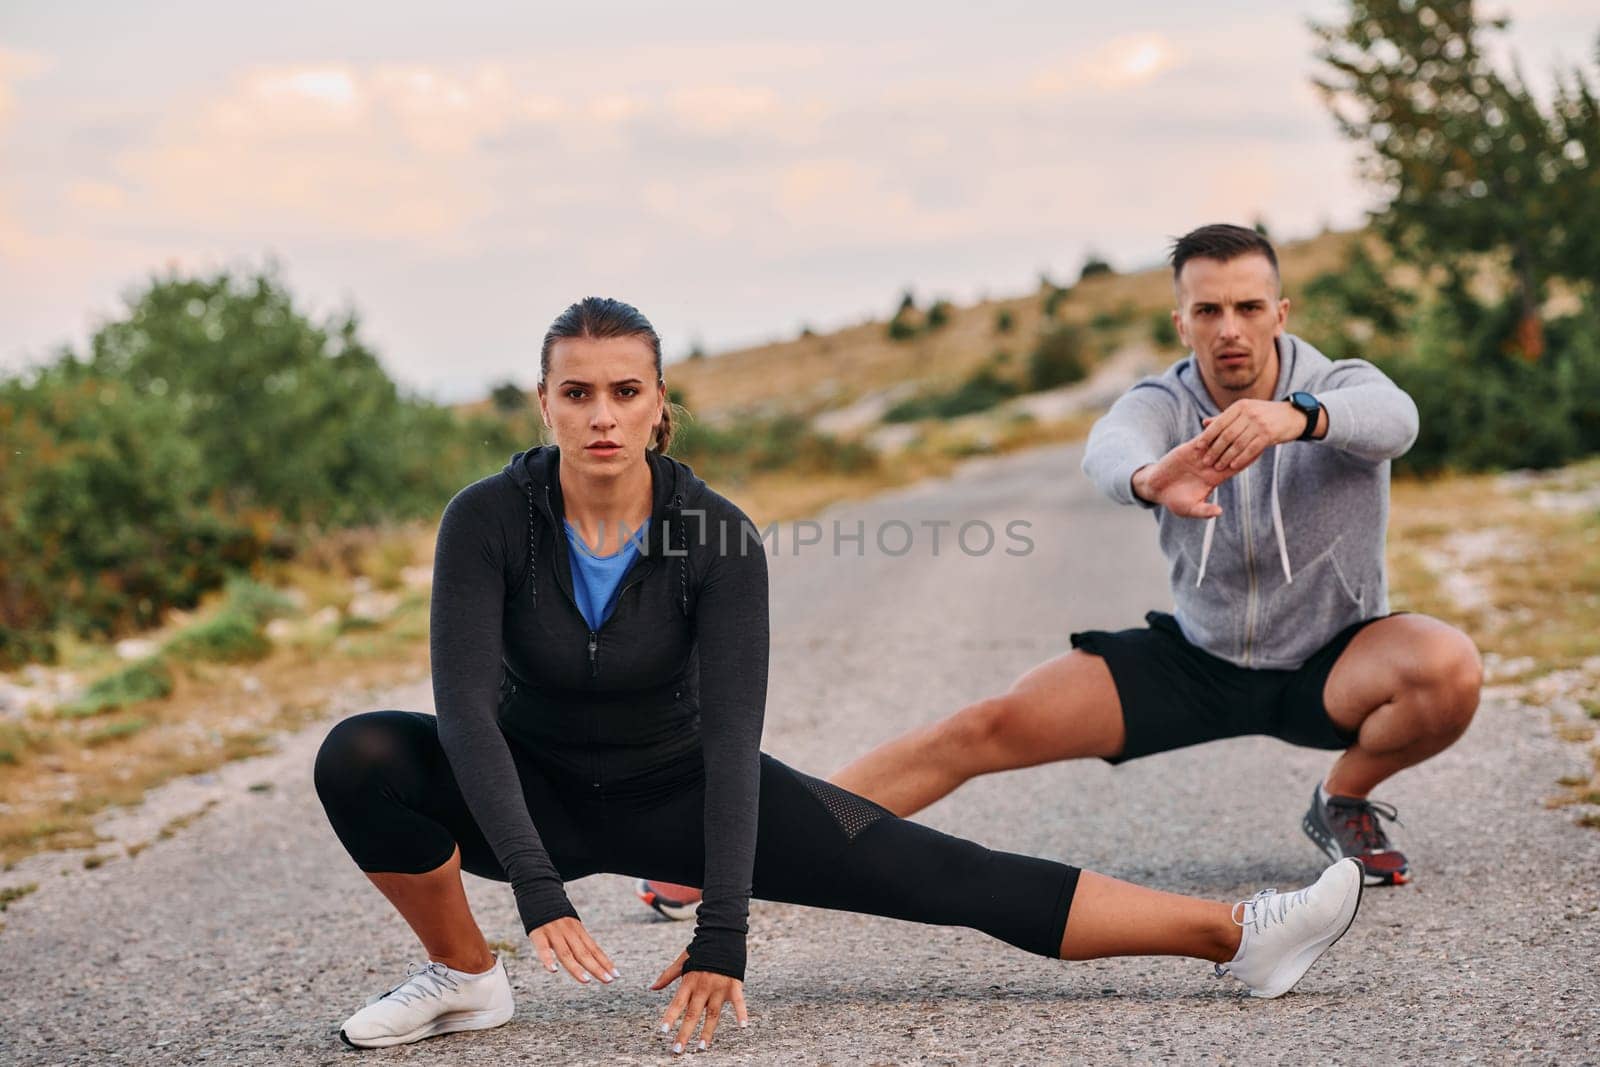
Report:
1290,391,1318,411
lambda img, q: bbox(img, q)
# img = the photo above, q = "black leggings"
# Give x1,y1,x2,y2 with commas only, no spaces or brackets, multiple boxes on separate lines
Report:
314,711,1079,959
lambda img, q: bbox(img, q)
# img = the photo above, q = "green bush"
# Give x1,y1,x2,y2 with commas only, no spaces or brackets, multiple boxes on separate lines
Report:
994,308,1016,334
671,413,877,481
1028,325,1092,391
1089,305,1134,334
0,369,271,663
165,576,294,664
85,717,151,746
1079,255,1114,281
0,722,40,766
222,577,295,625
1299,243,1414,363
1042,286,1070,319
60,658,174,719
1382,295,1600,475
489,381,527,412
1150,311,1179,347
926,301,953,331
167,610,271,664
884,367,1020,423
886,314,918,341
0,266,519,666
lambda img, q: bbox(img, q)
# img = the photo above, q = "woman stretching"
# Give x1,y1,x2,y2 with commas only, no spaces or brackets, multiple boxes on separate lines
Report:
314,297,1365,1053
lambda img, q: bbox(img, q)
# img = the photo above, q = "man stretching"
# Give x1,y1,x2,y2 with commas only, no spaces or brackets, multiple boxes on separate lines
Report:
637,222,1480,918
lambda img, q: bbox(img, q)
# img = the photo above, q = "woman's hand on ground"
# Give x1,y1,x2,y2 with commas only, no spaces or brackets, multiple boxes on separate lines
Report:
528,916,619,985
651,949,748,1053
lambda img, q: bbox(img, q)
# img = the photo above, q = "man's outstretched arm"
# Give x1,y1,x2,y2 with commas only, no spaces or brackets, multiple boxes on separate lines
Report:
1315,359,1419,463
1082,386,1188,508
1190,360,1418,476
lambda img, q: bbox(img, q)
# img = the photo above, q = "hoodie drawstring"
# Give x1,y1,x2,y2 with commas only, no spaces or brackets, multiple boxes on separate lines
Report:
526,485,539,607
670,492,690,618
1194,448,1293,587
1195,514,1217,587
1269,446,1293,585
524,458,692,617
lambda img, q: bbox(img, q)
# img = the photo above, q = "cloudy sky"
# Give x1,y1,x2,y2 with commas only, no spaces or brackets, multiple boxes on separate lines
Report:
2,1,1594,400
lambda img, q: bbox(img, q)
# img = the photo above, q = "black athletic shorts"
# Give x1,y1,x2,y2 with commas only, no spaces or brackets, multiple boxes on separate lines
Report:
1070,610,1387,765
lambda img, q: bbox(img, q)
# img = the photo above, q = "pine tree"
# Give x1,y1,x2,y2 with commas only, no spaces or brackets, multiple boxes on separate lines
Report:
1313,1,1599,359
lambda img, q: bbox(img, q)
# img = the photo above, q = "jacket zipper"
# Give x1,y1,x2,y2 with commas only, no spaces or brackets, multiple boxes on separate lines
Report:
587,561,657,677
1240,464,1257,667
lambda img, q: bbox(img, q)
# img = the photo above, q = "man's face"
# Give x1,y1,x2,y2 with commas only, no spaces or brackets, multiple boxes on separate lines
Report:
1172,253,1290,401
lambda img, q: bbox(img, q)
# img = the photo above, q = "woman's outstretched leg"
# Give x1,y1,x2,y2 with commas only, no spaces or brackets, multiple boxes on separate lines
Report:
731,756,1362,997
1061,871,1237,961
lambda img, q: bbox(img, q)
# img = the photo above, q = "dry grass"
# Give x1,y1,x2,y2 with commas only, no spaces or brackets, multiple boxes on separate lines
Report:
1389,461,1600,827
0,527,436,865
666,231,1358,422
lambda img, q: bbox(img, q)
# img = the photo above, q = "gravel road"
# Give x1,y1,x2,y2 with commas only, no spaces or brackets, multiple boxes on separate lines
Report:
3,443,1597,1065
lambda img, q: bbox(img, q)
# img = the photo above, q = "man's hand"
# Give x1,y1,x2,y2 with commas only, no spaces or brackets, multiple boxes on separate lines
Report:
528,916,619,985
1195,398,1307,472
651,948,748,1054
1131,437,1234,518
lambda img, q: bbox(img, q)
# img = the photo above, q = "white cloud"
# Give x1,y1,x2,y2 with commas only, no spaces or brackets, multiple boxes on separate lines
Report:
0,28,1379,390
1030,34,1182,95
667,85,779,133
0,47,52,128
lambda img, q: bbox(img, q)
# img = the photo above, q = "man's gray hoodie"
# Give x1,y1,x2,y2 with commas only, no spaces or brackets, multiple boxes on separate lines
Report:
1082,333,1419,670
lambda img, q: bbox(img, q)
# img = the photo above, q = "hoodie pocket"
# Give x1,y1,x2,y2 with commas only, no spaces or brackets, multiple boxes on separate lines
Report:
1257,546,1366,667
1328,552,1365,614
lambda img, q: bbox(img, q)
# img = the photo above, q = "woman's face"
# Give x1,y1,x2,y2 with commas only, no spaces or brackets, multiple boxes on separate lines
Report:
539,335,665,477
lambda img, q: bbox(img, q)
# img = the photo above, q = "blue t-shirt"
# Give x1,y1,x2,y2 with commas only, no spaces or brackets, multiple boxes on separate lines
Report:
563,519,648,631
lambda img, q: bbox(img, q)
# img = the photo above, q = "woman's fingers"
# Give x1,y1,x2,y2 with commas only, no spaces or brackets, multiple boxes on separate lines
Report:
550,930,594,984
673,988,709,1054
578,928,620,979
650,950,688,991
527,929,560,974
531,918,614,985
566,936,613,984
697,994,725,1050
657,979,691,1036
654,973,745,1053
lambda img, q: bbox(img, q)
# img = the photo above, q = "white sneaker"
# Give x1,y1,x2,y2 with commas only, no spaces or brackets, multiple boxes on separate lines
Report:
339,957,514,1049
1214,858,1365,999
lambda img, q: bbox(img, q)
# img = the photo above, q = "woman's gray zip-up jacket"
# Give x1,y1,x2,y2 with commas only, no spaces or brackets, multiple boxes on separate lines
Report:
429,445,768,980
1082,333,1419,670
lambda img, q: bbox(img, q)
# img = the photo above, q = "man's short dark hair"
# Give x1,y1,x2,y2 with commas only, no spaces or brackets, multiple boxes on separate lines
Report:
1169,224,1279,285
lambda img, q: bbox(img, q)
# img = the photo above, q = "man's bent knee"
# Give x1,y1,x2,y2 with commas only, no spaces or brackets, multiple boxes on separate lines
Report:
1404,628,1483,738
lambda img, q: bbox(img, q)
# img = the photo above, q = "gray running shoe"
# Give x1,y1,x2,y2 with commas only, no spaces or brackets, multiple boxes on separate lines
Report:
1302,786,1409,885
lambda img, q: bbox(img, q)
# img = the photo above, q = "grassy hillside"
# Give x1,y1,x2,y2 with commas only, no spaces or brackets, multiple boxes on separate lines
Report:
666,230,1358,422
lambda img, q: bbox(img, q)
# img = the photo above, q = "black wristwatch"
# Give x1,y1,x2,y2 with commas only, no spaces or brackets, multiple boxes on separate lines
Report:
1288,391,1321,441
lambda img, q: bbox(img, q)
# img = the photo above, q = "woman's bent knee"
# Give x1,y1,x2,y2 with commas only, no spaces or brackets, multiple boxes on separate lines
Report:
313,710,421,807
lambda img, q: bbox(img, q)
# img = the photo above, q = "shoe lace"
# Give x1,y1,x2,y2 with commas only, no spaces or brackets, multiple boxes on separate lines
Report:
1327,796,1402,854
379,962,461,1006
1212,887,1309,978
